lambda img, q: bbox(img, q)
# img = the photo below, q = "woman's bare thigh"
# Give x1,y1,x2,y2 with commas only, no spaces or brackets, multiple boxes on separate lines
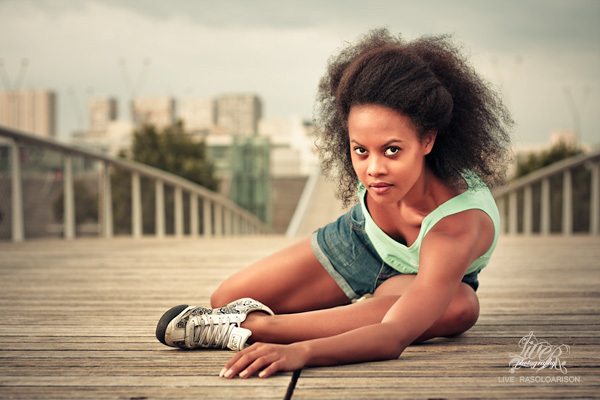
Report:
211,237,350,314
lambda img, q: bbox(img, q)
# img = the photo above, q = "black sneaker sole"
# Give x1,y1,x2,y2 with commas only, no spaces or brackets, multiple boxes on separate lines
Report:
156,304,189,345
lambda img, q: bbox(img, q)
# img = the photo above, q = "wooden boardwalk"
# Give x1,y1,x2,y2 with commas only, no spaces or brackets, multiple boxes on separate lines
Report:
0,235,599,399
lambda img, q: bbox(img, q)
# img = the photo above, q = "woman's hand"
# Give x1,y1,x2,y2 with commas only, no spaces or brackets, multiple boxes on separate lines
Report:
220,342,309,379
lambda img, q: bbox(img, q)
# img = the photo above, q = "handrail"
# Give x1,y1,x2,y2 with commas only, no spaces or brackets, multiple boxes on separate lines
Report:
493,148,600,235
1,125,268,241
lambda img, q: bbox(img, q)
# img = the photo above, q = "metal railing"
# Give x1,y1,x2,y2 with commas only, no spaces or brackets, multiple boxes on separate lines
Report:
493,149,600,235
1,126,268,242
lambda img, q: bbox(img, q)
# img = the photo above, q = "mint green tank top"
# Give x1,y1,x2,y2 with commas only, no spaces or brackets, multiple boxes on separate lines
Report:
358,172,500,275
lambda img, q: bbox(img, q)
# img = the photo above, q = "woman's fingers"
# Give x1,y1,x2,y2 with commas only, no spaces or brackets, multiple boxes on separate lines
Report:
239,353,279,379
257,360,284,378
220,343,304,379
219,346,248,377
220,343,271,378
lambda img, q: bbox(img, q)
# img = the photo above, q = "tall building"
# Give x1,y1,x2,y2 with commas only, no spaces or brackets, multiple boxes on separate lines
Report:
216,93,262,136
259,116,317,176
88,96,118,134
132,96,175,130
0,89,57,138
178,97,215,135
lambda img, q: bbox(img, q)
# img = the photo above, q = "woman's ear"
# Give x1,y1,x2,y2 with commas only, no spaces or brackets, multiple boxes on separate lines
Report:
422,130,437,155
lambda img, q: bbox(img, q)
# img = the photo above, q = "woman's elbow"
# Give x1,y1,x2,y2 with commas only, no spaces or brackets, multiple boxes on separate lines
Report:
375,342,405,361
376,327,409,360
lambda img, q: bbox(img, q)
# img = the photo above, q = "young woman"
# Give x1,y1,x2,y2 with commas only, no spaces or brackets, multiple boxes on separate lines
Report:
156,28,512,379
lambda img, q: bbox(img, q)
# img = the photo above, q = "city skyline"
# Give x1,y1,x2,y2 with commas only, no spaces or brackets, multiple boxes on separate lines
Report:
0,0,599,146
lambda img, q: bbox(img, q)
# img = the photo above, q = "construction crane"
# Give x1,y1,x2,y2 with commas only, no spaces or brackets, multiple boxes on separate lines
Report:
490,54,523,106
0,58,29,90
118,57,152,122
563,85,591,142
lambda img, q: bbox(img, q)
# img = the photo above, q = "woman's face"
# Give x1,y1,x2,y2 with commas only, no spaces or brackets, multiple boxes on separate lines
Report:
348,104,435,205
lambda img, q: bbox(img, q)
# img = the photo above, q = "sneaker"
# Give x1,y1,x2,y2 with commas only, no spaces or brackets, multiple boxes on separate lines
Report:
156,298,274,350
213,297,274,317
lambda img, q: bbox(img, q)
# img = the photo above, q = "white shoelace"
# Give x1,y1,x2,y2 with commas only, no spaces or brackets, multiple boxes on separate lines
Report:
185,314,237,349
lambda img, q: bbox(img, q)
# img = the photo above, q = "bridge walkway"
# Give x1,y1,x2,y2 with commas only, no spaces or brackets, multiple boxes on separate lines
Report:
0,235,599,399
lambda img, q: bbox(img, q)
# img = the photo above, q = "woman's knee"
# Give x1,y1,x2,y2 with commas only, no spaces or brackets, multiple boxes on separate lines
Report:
210,278,245,308
210,285,229,308
210,288,226,308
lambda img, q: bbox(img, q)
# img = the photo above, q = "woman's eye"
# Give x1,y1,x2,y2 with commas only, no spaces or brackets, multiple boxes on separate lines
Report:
385,147,400,156
354,147,367,155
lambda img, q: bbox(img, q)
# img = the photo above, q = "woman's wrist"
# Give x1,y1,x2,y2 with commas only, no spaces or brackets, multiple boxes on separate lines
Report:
291,340,314,367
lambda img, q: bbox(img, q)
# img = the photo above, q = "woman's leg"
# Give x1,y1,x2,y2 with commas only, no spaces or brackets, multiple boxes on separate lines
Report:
374,275,480,342
211,237,351,314
414,283,479,342
240,275,480,344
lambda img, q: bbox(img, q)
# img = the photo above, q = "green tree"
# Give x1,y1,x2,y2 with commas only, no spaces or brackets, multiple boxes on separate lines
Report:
129,121,219,189
514,140,583,179
111,121,219,234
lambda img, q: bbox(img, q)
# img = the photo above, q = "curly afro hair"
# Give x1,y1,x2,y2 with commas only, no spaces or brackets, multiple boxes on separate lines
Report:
314,28,513,206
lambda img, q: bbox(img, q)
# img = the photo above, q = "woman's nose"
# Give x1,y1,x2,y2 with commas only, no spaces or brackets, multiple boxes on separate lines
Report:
367,156,387,177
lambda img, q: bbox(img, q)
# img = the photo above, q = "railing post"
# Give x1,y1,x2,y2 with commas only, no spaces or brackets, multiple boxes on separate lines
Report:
174,186,183,237
155,180,165,238
10,140,24,242
132,172,142,238
190,193,199,237
102,162,113,238
523,184,533,235
590,162,599,235
240,219,247,236
224,208,231,236
63,154,75,239
202,198,212,237
233,214,241,236
562,170,573,236
214,203,223,237
496,197,506,234
509,191,518,235
540,178,550,235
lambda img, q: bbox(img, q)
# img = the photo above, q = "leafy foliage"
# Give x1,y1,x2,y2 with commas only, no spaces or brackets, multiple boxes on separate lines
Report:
111,121,219,234
514,140,583,179
128,121,219,190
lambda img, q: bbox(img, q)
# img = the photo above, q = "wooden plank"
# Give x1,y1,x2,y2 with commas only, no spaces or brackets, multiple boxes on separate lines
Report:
0,386,287,400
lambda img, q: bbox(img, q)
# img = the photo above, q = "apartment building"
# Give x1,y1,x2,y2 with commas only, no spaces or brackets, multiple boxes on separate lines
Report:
0,89,57,138
215,93,262,136
131,96,175,130
88,96,118,134
178,97,215,135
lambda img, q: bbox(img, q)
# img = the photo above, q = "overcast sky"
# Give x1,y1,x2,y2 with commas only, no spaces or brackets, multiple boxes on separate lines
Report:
1,0,599,146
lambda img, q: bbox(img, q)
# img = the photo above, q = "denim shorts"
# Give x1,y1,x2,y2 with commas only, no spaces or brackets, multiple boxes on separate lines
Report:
311,204,480,300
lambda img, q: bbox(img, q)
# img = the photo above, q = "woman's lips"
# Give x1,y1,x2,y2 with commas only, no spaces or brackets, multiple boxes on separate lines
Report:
369,182,393,195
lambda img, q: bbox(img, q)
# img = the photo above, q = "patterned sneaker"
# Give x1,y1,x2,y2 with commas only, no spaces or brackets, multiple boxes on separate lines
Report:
156,298,274,350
